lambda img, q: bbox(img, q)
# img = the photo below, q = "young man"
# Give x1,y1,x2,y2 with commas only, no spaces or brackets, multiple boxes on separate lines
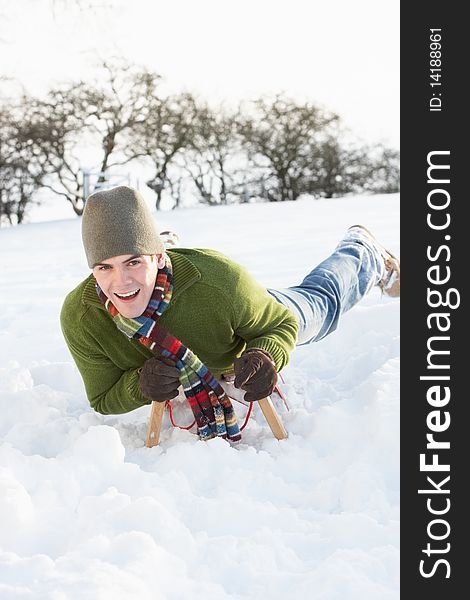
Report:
61,186,399,439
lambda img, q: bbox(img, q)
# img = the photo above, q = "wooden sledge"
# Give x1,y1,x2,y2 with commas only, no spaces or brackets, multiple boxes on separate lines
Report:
145,394,288,447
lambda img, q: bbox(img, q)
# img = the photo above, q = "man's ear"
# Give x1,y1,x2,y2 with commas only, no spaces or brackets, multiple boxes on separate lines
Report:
155,254,166,269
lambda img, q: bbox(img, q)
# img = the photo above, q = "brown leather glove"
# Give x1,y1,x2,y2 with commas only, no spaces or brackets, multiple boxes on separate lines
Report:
139,357,181,402
233,348,278,402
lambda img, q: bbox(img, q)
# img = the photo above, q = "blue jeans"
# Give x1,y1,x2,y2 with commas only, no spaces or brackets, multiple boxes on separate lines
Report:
268,230,385,346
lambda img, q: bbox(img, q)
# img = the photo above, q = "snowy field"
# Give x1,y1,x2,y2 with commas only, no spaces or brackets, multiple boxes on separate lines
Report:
0,194,400,599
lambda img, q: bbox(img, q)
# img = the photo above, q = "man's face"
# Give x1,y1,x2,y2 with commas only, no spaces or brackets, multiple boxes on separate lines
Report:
92,254,165,318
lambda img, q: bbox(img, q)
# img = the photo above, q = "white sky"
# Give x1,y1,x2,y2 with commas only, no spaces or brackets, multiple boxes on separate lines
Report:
2,0,399,148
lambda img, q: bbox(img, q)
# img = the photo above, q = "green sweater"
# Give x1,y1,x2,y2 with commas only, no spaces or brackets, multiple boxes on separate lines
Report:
60,248,298,415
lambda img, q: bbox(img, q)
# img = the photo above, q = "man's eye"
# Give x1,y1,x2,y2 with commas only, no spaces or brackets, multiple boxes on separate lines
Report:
98,265,111,271
129,260,141,266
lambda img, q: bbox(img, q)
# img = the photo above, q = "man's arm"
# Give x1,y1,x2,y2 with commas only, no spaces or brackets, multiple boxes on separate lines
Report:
64,335,151,414
60,292,151,415
228,263,299,372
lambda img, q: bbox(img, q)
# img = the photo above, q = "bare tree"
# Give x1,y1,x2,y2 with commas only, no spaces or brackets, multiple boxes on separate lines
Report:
362,146,400,194
307,137,400,198
77,60,162,186
302,134,367,198
183,104,244,205
27,61,162,215
25,85,90,215
128,92,199,210
0,98,47,225
238,97,399,201
237,95,339,202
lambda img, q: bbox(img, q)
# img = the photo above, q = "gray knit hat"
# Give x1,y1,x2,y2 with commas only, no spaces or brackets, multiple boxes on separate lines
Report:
81,186,164,268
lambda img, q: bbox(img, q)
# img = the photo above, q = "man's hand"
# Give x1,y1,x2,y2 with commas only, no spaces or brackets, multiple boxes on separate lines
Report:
139,357,181,402
233,348,278,402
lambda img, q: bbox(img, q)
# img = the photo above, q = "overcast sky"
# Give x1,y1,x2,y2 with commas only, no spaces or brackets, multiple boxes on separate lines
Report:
2,0,399,148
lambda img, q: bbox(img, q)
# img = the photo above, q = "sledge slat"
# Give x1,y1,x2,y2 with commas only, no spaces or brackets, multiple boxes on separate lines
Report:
258,396,288,440
146,401,165,447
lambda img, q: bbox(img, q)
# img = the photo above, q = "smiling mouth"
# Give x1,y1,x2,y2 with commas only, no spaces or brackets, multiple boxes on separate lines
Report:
114,289,140,301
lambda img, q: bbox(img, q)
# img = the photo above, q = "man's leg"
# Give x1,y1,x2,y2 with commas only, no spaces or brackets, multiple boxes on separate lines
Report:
268,226,398,346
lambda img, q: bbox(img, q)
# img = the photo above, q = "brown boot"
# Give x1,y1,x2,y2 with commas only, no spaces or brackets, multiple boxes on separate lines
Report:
347,225,400,298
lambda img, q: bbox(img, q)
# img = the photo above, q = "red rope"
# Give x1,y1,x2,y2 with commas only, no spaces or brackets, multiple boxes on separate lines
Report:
166,396,254,432
166,400,196,430
239,400,254,431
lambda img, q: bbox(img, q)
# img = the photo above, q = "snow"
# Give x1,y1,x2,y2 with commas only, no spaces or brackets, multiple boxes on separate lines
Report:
0,194,399,599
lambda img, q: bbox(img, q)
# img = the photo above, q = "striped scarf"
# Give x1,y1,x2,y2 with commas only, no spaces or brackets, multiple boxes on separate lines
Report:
96,255,241,442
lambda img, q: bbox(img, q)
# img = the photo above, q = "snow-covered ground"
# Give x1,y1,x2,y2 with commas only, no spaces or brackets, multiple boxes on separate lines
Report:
0,194,399,599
